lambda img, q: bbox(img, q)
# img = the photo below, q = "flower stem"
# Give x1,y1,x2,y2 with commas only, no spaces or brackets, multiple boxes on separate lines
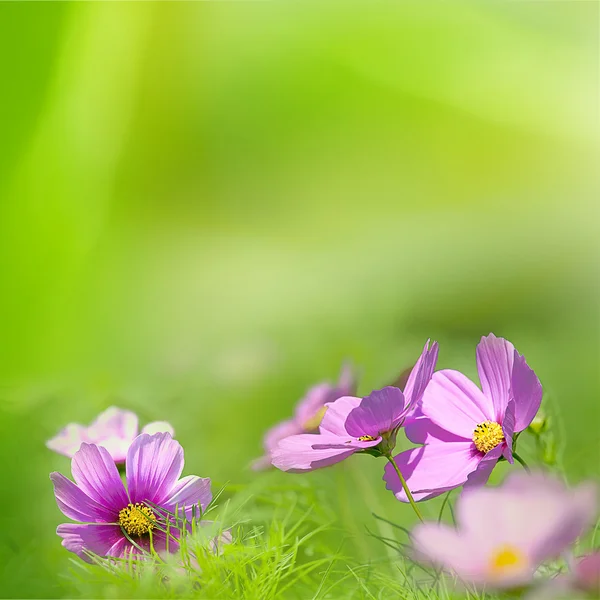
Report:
513,451,530,473
386,454,424,522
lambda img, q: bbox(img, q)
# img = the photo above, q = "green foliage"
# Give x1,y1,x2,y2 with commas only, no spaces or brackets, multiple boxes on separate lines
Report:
57,473,600,600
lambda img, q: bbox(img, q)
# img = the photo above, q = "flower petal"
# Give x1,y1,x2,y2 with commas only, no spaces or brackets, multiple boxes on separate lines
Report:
312,434,381,450
511,350,543,432
90,406,139,440
336,362,357,396
420,370,493,438
163,475,212,516
411,523,486,581
141,421,175,437
384,441,481,502
264,419,303,452
405,416,470,445
88,407,139,462
463,444,504,489
252,419,303,470
532,481,597,563
501,400,515,464
294,383,335,426
476,334,515,421
126,433,184,504
318,396,362,436
56,523,122,560
46,424,89,458
403,340,439,410
71,443,128,512
271,433,355,472
344,387,406,438
457,472,597,564
50,473,116,522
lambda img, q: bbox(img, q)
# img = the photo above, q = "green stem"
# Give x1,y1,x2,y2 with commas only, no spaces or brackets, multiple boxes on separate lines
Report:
386,455,424,522
513,451,530,473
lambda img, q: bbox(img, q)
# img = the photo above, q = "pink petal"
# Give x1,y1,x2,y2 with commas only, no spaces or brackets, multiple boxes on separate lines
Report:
384,441,481,502
336,362,357,396
532,481,597,563
105,537,131,558
50,473,116,523
71,443,128,512
318,396,362,436
413,519,534,588
263,419,303,453
126,433,184,505
46,424,89,458
88,407,139,461
574,552,600,595
476,334,515,421
344,387,406,438
252,419,303,471
163,475,212,516
457,473,597,564
463,444,503,489
511,350,543,432
312,435,381,450
403,339,439,410
271,433,355,472
501,400,515,464
405,417,470,445
411,523,486,581
421,370,493,438
141,421,175,437
294,383,335,426
57,523,122,560
90,406,139,439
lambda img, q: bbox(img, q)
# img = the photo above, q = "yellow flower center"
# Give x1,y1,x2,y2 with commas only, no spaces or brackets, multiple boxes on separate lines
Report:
358,435,376,441
489,545,526,576
473,421,504,453
118,503,156,537
302,406,328,432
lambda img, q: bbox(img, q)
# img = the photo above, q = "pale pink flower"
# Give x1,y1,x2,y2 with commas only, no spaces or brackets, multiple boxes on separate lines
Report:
47,407,174,463
411,472,597,589
252,364,356,470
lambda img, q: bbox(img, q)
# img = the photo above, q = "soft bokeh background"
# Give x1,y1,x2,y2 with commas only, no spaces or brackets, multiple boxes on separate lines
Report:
0,2,598,598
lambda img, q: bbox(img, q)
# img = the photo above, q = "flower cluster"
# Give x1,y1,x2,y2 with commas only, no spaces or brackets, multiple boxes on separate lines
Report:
268,335,544,509
47,333,597,597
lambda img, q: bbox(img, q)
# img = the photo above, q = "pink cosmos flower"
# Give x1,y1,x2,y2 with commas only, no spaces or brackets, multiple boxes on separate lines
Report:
252,364,357,470
51,432,211,560
572,552,600,597
47,406,174,463
384,334,542,502
272,341,438,472
411,472,597,589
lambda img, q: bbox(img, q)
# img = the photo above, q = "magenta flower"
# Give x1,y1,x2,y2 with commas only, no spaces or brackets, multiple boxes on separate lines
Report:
47,406,174,463
272,341,438,473
252,364,357,470
410,472,597,589
51,432,211,560
384,334,542,502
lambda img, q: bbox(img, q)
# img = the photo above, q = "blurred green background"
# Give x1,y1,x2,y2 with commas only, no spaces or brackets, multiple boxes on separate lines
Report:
0,1,598,598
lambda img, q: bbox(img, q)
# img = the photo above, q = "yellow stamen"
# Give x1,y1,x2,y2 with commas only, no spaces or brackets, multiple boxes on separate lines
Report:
489,545,526,576
118,503,156,537
302,406,328,432
473,421,504,453
358,435,376,441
